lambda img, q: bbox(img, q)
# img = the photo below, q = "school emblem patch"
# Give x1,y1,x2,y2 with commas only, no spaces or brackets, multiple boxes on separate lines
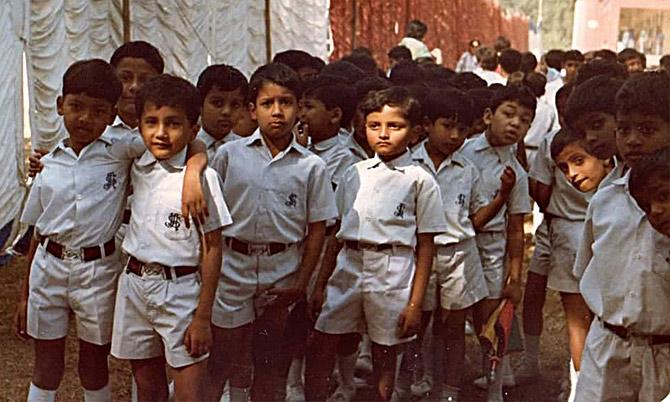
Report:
285,193,298,208
165,213,182,231
394,203,406,218
103,172,118,190
456,194,466,207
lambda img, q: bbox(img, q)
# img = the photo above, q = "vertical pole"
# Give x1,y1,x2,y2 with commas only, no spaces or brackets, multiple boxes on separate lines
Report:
351,0,357,50
265,0,272,63
123,0,130,43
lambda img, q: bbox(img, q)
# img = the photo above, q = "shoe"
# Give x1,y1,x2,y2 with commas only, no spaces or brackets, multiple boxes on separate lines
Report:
473,373,516,390
513,360,540,384
286,383,305,402
355,354,373,375
327,385,356,402
464,321,476,336
410,378,432,397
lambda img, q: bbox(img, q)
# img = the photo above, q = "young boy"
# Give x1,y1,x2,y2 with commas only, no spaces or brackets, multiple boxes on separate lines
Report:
617,48,645,74
304,86,448,401
573,71,670,401
195,64,247,159
629,147,670,238
459,84,534,402
205,62,337,402
110,74,230,402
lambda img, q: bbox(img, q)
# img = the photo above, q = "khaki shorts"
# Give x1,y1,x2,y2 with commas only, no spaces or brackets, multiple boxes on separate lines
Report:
315,245,416,346
475,231,507,299
27,244,122,345
528,218,550,276
546,218,582,293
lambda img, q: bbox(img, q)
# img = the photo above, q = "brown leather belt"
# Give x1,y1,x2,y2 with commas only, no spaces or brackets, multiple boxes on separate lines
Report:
126,256,198,280
325,225,337,236
40,237,115,262
225,237,293,256
344,240,393,252
122,209,131,224
602,320,670,345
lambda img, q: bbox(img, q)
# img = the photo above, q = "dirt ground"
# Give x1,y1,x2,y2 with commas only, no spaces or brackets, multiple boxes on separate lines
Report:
0,230,569,402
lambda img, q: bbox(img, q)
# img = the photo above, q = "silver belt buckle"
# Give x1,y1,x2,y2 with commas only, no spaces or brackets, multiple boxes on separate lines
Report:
141,263,165,278
248,243,269,256
62,248,83,261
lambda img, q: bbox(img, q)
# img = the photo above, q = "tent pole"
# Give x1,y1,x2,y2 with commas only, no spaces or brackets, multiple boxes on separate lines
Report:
265,0,272,62
123,0,130,42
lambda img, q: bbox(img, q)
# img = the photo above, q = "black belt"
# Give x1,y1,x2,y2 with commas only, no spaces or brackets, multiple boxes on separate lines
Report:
325,225,337,236
122,209,131,224
344,240,394,252
40,237,115,262
602,320,670,345
126,256,198,280
225,237,292,256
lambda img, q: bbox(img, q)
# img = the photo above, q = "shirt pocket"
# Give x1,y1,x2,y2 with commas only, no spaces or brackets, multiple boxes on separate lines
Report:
267,189,303,220
156,202,193,241
375,193,415,227
82,164,124,202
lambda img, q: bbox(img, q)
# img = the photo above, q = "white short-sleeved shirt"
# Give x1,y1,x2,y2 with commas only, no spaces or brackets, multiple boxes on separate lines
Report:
196,128,241,162
310,135,358,190
460,134,531,232
574,173,670,334
399,37,432,60
412,144,488,244
211,129,337,244
597,157,626,191
21,136,145,248
529,130,591,220
102,116,137,142
122,148,231,267
336,151,448,247
339,133,370,163
473,68,507,86
524,100,556,150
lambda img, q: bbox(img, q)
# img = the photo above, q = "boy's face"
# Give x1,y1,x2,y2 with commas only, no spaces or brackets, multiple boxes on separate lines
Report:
555,142,609,192
233,106,258,137
563,59,582,82
624,57,644,73
299,96,340,142
202,86,245,140
139,102,198,160
250,82,298,142
296,66,319,81
616,111,670,167
425,117,468,157
571,111,618,159
365,105,413,160
639,175,670,237
115,57,159,126
484,101,534,146
57,93,116,149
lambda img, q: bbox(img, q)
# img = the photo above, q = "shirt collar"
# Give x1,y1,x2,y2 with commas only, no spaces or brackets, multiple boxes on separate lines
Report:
136,146,188,169
412,143,464,171
368,150,412,171
53,136,112,155
245,128,303,156
312,135,340,152
112,115,134,131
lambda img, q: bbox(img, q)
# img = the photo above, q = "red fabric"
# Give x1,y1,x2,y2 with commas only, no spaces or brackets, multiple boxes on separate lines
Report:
329,0,529,70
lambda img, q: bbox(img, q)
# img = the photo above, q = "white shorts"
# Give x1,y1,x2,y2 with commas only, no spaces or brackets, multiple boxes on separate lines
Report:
211,242,301,329
111,269,206,368
546,218,582,293
528,218,550,276
314,245,416,346
27,244,122,345
423,238,488,311
475,231,507,299
575,318,670,402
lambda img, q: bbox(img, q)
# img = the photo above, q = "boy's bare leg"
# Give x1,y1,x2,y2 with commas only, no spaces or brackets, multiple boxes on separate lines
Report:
171,360,207,402
371,343,399,401
78,340,111,390
472,298,499,335
131,357,169,402
522,272,548,338
204,324,253,402
560,293,592,371
304,330,341,401
33,338,66,390
442,308,466,390
251,305,290,402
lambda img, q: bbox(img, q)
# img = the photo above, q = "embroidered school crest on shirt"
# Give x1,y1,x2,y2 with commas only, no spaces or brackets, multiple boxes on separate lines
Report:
285,193,298,207
103,172,118,190
456,194,466,207
394,203,406,218
165,213,182,231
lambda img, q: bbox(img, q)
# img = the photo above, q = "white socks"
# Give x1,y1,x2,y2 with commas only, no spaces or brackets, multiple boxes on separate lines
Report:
230,386,251,402
524,334,540,368
568,359,579,402
337,352,358,393
486,356,508,402
83,383,112,402
287,357,304,388
27,383,56,402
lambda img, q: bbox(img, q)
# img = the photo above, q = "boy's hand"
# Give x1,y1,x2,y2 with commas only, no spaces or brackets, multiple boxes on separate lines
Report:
502,280,522,305
396,303,421,339
267,286,305,307
308,289,325,321
13,297,30,341
294,122,309,147
184,317,212,357
28,149,48,178
499,166,516,200
181,171,208,228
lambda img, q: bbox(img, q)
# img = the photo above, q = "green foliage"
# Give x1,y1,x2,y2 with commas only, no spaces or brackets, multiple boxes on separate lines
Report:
499,0,576,50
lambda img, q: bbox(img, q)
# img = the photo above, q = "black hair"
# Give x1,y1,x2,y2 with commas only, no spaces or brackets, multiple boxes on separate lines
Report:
499,48,522,74
272,50,315,72
476,47,498,71
564,49,585,63
468,88,494,119
303,76,357,127
469,39,481,48
351,47,373,57
523,72,547,98
248,62,302,103
544,49,565,70
405,84,430,112
629,147,670,210
555,81,576,119
196,64,248,104
389,60,424,86
593,49,617,62
489,84,537,116
109,41,164,74
494,36,511,52
449,72,487,91
520,51,538,74
661,55,670,71
550,128,589,162
616,71,670,123
617,48,642,64
405,20,427,39
341,53,378,75
423,88,475,126
420,64,456,82
575,59,628,85
135,74,201,125
353,76,392,106
320,60,367,84
359,86,422,126
564,76,622,127
388,45,412,62
62,59,123,105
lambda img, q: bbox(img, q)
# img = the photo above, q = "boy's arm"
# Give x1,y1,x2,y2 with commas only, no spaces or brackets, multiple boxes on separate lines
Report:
529,179,552,212
470,166,516,231
309,223,343,320
14,234,40,340
182,139,209,227
502,213,524,305
397,232,434,338
183,229,222,357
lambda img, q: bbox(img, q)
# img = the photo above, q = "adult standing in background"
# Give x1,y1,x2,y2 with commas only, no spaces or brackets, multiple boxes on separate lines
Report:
456,39,481,72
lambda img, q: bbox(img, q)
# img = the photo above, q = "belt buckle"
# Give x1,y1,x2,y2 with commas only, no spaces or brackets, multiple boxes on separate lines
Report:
141,263,165,278
248,243,269,256
62,248,82,261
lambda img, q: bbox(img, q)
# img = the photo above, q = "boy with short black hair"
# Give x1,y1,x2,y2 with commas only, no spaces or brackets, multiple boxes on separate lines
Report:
474,47,505,86
617,48,644,74
273,49,323,81
499,48,522,78
562,50,584,83
629,146,670,237
573,71,670,401
195,64,248,159
388,45,413,70
305,86,448,402
205,62,337,402
344,76,392,161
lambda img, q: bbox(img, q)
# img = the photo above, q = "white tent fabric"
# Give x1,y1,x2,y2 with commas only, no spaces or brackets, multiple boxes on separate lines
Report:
27,0,330,150
0,0,28,231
